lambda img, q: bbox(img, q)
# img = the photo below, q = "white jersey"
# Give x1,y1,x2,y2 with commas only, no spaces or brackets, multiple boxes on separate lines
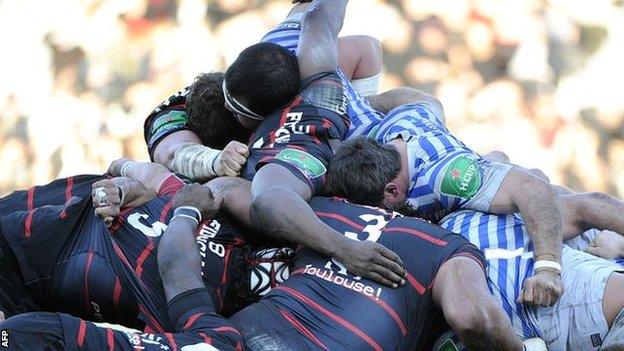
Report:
373,102,511,222
261,18,384,139
439,210,541,339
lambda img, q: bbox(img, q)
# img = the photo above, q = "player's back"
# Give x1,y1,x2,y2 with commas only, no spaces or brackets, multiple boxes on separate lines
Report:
0,175,245,332
232,197,480,350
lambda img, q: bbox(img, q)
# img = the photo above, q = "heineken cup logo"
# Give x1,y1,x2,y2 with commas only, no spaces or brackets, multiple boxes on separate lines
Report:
440,155,483,198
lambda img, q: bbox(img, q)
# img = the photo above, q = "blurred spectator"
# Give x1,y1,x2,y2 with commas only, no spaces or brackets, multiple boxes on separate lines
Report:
0,0,623,198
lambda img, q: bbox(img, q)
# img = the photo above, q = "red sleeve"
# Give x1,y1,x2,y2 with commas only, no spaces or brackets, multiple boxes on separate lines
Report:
158,175,185,196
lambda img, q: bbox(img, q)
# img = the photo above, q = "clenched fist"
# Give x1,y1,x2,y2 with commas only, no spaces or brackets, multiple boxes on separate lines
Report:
173,183,223,220
214,141,249,177
517,270,563,307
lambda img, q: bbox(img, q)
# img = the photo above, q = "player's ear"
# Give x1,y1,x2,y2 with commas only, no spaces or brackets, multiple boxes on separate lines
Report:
382,182,400,209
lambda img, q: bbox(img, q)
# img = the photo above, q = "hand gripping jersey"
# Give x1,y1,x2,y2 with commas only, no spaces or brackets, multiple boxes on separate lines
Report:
261,17,384,139
231,197,484,350
241,72,350,194
438,210,540,338
371,102,513,222
0,174,293,333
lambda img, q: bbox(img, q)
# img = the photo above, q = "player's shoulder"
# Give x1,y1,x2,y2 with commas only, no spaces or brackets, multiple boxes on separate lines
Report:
310,197,398,220
144,87,191,152
297,71,347,118
387,215,450,236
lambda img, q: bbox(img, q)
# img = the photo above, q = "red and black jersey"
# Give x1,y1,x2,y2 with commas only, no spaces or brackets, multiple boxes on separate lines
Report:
233,197,485,350
143,87,190,161
2,289,244,351
0,174,290,333
241,71,349,195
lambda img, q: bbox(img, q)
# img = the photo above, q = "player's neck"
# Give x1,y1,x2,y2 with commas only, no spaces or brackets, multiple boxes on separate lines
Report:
388,137,410,183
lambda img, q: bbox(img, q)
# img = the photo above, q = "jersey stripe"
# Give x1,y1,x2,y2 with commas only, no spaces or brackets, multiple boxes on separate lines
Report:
365,295,408,336
164,333,178,351
439,210,538,338
315,211,365,231
384,226,448,246
60,176,74,219
277,286,383,351
405,273,426,295
183,312,204,330
83,251,95,316
77,319,87,347
279,308,330,351
113,277,122,320
135,242,155,278
106,328,115,351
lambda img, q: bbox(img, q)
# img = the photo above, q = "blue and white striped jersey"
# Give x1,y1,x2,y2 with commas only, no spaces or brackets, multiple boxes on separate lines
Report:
438,210,540,339
261,18,384,139
372,102,489,222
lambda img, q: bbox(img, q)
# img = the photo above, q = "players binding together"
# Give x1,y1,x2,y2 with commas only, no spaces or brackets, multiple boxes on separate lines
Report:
1,1,624,350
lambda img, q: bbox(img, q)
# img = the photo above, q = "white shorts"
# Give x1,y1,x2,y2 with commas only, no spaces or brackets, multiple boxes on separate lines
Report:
603,308,624,349
564,229,599,252
535,246,623,350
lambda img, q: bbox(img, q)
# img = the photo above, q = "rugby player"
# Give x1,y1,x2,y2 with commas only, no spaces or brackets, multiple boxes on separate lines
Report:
144,2,384,181
0,162,291,334
159,137,528,350
0,184,247,350
214,0,407,288
435,208,624,350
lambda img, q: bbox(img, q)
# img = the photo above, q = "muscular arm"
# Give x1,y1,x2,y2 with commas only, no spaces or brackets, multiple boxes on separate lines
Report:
490,167,563,264
490,167,564,306
297,0,348,79
108,158,175,194
433,256,523,351
368,87,445,123
250,164,406,287
158,216,204,301
158,184,221,301
152,130,202,170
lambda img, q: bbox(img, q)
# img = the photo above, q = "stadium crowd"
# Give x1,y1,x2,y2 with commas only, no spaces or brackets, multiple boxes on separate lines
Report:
0,0,623,196
1,1,624,350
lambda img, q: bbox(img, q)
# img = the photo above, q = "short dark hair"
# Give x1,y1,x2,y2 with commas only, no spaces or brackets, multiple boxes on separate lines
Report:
325,137,402,207
225,42,301,117
186,72,251,149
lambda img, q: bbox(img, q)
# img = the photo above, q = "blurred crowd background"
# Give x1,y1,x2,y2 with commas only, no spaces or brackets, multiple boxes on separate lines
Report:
0,0,623,197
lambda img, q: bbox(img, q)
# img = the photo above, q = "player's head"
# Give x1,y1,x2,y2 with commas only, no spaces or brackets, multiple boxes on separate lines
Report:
224,42,300,128
325,137,407,209
186,72,252,149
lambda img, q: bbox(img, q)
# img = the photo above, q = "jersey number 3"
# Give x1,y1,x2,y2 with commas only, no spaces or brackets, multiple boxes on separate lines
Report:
345,214,388,243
